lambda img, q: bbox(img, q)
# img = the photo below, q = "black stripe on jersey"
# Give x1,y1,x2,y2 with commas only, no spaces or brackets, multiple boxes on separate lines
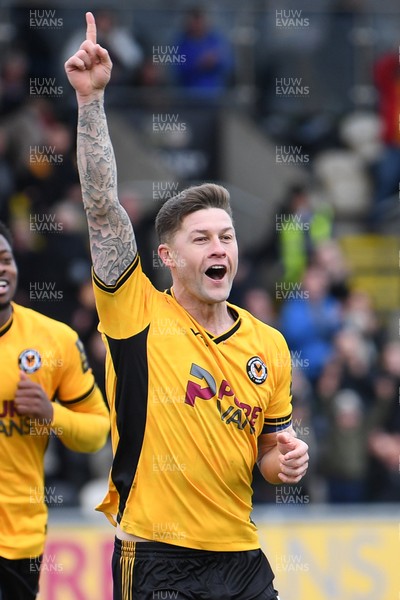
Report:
262,413,292,434
213,318,241,344
107,327,149,522
57,382,96,405
189,308,241,344
93,254,139,293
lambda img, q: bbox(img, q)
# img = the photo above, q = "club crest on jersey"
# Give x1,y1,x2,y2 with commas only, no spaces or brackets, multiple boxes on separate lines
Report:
246,356,267,384
18,349,42,374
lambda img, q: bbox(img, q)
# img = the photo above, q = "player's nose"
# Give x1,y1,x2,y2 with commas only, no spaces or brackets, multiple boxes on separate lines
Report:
208,237,226,256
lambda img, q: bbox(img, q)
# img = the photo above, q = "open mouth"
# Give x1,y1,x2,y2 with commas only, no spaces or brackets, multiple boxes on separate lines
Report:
205,266,227,281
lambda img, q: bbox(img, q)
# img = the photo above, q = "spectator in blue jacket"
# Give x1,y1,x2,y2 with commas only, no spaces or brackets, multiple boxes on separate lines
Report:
174,6,233,98
280,264,343,385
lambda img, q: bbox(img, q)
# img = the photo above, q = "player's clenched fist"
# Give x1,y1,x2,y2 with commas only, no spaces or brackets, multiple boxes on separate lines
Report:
15,371,54,422
276,431,309,483
64,11,112,100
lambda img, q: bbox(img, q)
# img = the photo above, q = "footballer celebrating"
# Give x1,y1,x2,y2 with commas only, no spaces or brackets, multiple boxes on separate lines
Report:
65,12,308,600
0,221,110,599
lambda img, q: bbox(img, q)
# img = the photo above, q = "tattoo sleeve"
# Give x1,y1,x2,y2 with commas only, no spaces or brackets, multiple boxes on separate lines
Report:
77,99,137,285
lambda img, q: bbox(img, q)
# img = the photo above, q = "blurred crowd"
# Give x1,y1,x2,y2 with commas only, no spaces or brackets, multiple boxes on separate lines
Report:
0,3,398,508
237,184,400,504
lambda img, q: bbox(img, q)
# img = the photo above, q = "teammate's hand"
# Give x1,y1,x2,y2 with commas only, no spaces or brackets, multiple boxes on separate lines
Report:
276,431,309,483
15,371,54,422
64,12,112,101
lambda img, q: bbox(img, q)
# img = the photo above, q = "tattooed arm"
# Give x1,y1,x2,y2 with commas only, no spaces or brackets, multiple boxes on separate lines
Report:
77,99,136,283
65,12,136,284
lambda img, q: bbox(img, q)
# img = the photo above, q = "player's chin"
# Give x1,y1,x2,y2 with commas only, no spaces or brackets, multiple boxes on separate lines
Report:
202,274,232,301
0,296,11,309
206,285,231,303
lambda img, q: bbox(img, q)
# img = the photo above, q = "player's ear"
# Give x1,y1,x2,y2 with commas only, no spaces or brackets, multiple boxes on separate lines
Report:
158,244,175,268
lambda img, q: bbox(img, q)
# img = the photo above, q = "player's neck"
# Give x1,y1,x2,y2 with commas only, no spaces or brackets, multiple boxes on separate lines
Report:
176,295,235,336
0,303,12,329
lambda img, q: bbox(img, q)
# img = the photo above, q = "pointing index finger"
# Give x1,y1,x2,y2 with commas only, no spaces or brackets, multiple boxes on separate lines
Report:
86,11,96,44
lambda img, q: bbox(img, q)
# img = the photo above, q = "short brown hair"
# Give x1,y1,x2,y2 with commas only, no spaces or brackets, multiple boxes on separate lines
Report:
155,183,233,243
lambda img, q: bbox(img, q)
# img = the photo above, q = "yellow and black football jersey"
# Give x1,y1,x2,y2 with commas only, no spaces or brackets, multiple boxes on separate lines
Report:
0,302,109,560
94,256,292,551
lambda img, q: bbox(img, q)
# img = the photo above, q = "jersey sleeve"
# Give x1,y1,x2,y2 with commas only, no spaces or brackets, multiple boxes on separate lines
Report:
55,325,97,403
92,254,156,339
50,323,110,452
262,331,293,435
52,385,109,452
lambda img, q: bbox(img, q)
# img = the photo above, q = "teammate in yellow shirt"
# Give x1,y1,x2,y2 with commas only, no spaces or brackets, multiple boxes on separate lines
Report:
0,221,110,600
65,12,309,600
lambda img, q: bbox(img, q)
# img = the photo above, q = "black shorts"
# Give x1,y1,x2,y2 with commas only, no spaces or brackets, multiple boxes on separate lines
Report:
0,555,42,600
112,538,280,600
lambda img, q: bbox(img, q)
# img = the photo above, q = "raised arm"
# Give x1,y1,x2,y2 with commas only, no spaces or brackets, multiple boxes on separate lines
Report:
65,12,137,284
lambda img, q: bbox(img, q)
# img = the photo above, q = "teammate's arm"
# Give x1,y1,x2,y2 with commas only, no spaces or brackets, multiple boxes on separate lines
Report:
14,373,109,452
257,428,309,485
51,329,110,452
52,385,110,453
65,11,136,285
